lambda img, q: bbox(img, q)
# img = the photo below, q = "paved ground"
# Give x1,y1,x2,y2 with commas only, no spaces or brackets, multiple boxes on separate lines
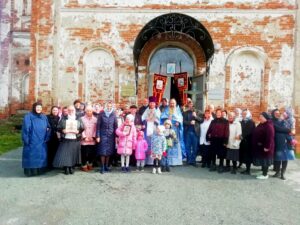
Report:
0,148,300,225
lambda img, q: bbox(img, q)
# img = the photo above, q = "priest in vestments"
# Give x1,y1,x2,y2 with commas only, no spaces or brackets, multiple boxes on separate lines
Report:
142,96,161,165
160,98,185,166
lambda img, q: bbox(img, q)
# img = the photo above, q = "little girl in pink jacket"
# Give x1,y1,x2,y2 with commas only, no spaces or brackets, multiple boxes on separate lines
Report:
135,131,148,171
116,114,137,172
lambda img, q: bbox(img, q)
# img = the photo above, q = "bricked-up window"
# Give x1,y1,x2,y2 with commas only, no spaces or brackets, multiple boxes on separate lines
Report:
25,59,30,66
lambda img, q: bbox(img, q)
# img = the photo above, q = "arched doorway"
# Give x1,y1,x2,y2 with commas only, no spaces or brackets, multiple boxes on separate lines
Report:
133,13,214,110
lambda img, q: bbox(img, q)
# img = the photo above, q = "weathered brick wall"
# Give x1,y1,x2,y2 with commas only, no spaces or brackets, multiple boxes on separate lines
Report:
1,0,299,130
0,0,11,118
0,0,31,117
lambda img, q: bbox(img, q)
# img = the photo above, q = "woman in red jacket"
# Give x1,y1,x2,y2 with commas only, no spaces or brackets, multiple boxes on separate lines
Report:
206,108,229,173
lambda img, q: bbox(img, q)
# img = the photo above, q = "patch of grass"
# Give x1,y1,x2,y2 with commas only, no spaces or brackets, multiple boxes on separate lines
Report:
296,153,300,159
0,115,23,155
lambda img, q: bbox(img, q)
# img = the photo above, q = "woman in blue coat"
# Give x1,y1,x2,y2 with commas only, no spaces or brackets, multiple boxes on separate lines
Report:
271,109,295,180
96,102,118,174
22,102,51,176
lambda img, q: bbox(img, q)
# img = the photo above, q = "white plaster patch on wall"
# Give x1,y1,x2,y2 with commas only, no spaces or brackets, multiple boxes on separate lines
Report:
230,52,263,105
207,50,226,100
0,67,9,108
229,16,293,38
268,44,294,108
38,57,53,91
84,49,115,102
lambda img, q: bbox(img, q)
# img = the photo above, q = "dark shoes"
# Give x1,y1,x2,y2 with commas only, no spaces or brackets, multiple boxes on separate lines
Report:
231,169,237,174
24,168,42,177
224,166,230,173
272,172,281,178
100,166,105,174
166,166,170,172
64,167,74,175
218,166,224,173
69,167,74,175
209,165,217,172
64,167,69,175
241,170,250,175
272,171,287,180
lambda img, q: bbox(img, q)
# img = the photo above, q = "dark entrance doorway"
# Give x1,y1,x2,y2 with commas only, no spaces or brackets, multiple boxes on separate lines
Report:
148,47,194,106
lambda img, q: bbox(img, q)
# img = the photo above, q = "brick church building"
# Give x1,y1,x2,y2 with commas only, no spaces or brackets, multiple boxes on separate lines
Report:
1,0,300,136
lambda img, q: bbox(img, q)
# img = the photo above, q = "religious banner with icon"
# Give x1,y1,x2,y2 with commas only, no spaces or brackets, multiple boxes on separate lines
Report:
153,74,167,105
174,72,188,105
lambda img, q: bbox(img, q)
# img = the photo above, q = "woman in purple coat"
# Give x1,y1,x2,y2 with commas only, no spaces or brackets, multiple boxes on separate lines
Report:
252,112,275,179
96,102,118,174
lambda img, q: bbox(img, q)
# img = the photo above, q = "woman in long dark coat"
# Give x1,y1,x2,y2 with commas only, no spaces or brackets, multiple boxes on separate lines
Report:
22,102,51,176
53,105,84,175
252,112,275,179
239,109,256,175
271,109,294,180
96,102,118,174
46,106,60,169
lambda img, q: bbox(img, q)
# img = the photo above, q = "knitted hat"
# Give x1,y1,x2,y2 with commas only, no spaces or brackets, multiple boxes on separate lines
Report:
149,96,156,103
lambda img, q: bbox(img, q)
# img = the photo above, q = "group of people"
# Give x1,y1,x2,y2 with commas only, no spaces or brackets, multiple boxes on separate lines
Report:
21,97,297,180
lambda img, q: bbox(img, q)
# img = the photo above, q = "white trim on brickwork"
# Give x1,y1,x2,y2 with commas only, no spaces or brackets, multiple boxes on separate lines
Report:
60,8,297,15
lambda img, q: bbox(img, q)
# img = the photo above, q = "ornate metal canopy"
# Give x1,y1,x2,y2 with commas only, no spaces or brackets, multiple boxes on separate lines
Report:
133,13,214,65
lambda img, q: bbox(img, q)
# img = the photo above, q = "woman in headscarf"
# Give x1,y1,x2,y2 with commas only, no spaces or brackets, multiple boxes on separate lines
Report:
252,112,275,179
53,105,84,175
22,102,51,176
96,102,118,174
46,106,60,169
160,98,185,166
272,108,295,180
239,109,256,174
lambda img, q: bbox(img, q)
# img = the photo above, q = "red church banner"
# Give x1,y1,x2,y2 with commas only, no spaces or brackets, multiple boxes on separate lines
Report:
153,74,167,105
174,72,188,106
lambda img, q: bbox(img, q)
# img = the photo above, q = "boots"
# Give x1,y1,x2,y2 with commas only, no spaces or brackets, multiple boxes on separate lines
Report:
231,168,237,174
272,161,281,178
152,168,156,174
209,164,217,172
166,166,170,172
157,167,162,174
281,161,287,180
100,166,105,174
64,167,69,175
241,169,250,175
69,167,74,175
